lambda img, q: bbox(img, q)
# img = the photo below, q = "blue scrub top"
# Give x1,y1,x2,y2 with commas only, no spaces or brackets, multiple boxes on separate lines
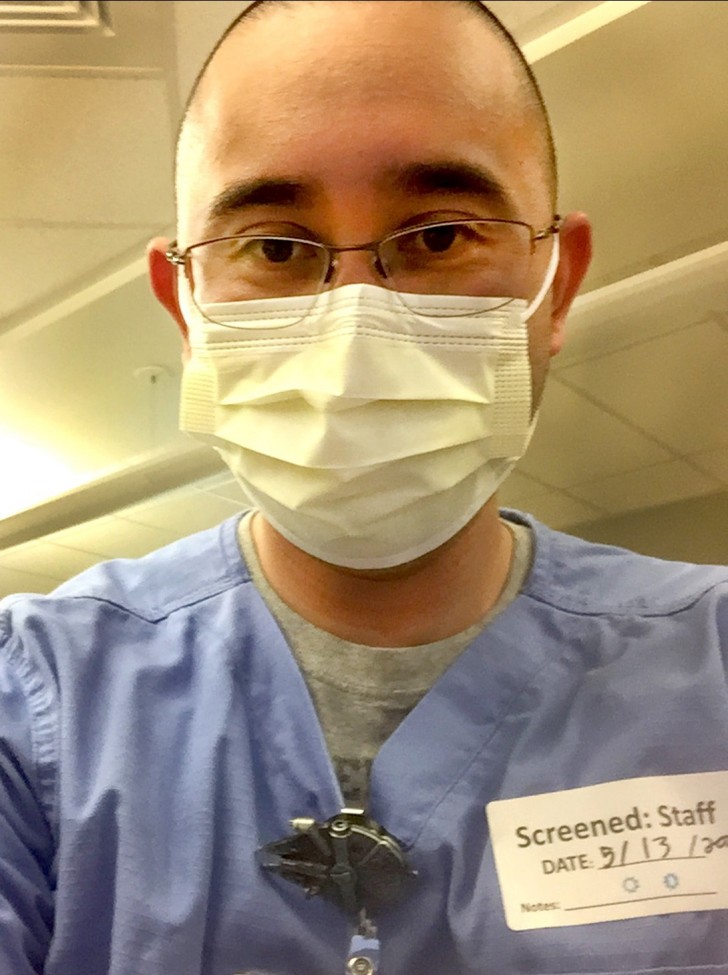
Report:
1,512,727,974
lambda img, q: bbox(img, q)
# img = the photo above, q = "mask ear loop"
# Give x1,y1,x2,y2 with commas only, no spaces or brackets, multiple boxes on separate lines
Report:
525,233,560,321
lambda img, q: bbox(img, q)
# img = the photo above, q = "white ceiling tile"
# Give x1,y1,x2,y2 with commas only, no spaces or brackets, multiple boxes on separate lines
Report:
120,490,244,536
201,479,249,504
0,76,174,225
179,472,248,505
0,225,160,321
568,459,722,515
0,565,60,598
554,243,728,371
500,469,554,507
46,516,176,560
558,318,728,455
0,542,101,579
688,447,728,485
500,469,607,526
518,379,672,488
537,0,728,291
191,472,241,492
517,490,604,529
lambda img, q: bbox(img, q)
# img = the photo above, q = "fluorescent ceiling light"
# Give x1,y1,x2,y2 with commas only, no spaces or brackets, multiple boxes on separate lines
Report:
0,431,83,520
523,1,650,62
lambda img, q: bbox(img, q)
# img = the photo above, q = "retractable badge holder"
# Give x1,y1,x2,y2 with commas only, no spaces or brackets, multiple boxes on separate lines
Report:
258,808,416,974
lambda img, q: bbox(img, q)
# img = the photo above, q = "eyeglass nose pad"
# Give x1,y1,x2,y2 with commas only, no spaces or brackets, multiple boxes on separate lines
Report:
323,259,337,286
324,251,387,288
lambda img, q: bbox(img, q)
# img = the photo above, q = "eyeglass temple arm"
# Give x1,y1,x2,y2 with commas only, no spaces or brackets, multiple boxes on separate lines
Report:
165,243,185,267
533,215,562,243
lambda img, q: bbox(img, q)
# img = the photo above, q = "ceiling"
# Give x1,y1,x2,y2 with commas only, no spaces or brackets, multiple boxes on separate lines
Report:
1,0,727,596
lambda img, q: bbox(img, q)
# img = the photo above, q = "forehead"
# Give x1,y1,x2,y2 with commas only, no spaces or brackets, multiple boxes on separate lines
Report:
177,1,548,237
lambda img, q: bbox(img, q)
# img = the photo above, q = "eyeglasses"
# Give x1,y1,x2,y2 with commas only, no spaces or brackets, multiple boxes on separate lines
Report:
166,216,561,326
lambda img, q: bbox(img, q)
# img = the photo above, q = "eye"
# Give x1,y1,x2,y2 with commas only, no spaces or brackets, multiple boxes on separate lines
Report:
398,222,483,258
389,222,483,267
224,236,323,273
258,238,298,263
227,236,325,287
418,224,459,253
237,236,317,265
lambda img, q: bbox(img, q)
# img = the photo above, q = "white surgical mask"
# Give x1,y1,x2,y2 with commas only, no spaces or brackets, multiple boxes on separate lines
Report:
178,241,559,569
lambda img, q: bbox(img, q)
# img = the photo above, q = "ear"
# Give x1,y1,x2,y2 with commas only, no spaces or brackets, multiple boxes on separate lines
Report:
548,212,593,356
147,237,190,354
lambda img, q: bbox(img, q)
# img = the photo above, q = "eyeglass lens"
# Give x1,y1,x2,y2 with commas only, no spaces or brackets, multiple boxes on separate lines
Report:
188,220,538,324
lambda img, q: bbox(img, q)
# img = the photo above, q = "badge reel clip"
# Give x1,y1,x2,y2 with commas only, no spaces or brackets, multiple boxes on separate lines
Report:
259,808,416,974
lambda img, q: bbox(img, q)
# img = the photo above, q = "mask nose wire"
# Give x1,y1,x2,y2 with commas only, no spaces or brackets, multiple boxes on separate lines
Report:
525,234,560,321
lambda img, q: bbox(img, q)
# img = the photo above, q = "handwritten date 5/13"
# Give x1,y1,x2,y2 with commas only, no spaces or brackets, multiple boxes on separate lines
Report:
599,834,728,868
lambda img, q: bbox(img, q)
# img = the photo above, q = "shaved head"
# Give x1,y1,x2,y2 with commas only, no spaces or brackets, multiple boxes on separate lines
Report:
176,0,557,220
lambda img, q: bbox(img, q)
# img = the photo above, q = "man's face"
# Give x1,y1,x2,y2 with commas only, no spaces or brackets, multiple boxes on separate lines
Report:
175,0,572,405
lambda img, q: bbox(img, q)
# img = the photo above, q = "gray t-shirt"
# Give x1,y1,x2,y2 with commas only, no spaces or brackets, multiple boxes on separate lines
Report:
238,514,533,806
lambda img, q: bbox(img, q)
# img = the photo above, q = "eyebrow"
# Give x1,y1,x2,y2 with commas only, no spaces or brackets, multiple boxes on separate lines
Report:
205,177,313,224
389,160,512,212
203,159,513,228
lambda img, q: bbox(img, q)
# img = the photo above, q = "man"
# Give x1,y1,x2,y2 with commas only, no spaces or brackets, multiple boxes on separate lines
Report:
1,2,727,973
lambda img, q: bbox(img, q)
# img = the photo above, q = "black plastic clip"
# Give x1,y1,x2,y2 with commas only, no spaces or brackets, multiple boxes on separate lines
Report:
258,808,415,917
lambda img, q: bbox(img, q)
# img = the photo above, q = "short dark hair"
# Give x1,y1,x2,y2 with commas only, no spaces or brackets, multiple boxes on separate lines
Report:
178,0,557,199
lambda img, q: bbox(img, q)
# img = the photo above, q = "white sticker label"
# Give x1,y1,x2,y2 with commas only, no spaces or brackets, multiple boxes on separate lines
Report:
486,771,728,930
